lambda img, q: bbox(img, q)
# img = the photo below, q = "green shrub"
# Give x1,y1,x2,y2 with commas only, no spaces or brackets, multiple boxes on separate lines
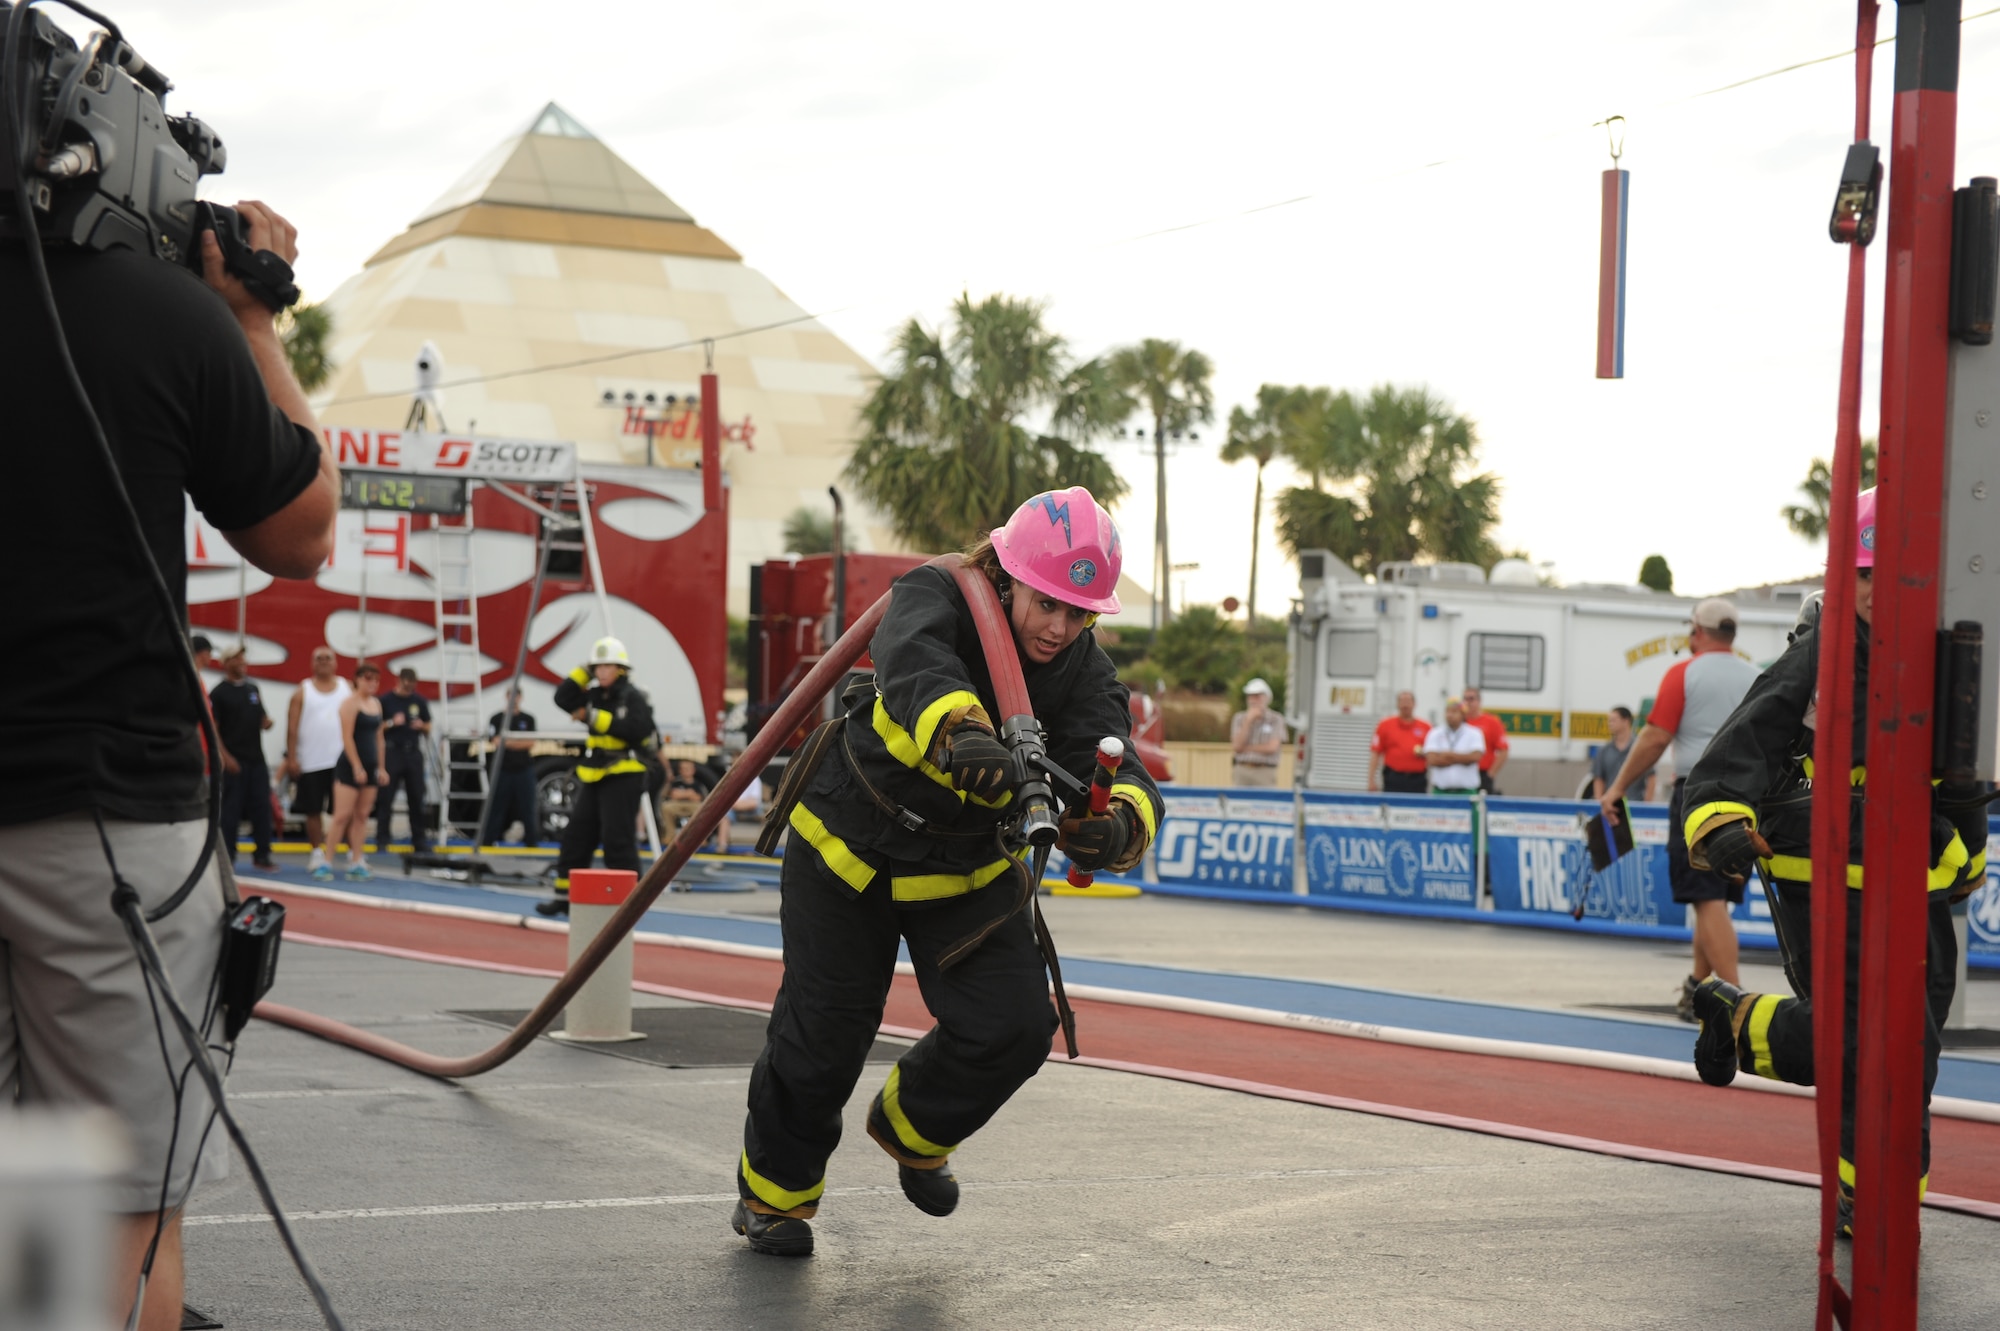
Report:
1154,605,1244,693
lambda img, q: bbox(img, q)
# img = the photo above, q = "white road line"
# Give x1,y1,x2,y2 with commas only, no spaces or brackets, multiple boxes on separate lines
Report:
184,1165,1479,1228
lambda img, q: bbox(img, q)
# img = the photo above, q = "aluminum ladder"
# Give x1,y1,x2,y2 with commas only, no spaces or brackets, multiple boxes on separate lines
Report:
429,502,489,844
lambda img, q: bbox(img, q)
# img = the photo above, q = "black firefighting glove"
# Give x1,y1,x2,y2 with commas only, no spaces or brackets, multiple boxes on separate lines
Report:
940,721,1016,802
1058,801,1140,873
1696,819,1771,884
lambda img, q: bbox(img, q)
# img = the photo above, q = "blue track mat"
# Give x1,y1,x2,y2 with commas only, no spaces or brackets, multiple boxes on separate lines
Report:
253,865,2000,1105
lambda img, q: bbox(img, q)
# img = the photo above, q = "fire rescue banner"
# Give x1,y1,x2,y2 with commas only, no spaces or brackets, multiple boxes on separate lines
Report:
1483,798,1776,942
1151,787,1297,893
1301,792,1480,911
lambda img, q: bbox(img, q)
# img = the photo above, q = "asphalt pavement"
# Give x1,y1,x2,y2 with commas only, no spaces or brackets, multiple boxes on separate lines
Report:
183,939,2000,1330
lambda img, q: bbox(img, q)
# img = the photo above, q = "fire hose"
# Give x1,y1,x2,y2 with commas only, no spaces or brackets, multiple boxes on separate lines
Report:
254,555,1062,1078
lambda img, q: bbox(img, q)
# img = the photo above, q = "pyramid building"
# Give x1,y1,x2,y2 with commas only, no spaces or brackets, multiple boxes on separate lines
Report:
314,104,894,614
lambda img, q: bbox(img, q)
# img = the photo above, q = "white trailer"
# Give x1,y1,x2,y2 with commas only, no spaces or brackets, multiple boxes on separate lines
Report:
1284,551,1809,797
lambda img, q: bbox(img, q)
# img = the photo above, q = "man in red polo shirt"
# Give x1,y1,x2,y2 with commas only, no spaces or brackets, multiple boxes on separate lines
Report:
1460,686,1509,794
1368,690,1431,794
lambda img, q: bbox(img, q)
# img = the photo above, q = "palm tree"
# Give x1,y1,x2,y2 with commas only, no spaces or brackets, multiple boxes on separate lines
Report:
1109,339,1214,628
1220,385,1290,623
1783,439,1878,539
781,506,835,555
843,294,1130,552
280,302,335,393
1273,383,1503,575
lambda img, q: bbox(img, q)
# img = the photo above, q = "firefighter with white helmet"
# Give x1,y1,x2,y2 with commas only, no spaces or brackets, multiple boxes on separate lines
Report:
536,635,657,916
1680,488,1988,1234
729,486,1163,1257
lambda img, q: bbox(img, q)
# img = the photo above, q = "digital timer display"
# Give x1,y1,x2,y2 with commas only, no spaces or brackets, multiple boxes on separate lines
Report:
339,470,468,516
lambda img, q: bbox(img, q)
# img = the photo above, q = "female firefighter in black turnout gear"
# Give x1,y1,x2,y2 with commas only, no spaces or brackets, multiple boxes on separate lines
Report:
536,635,657,917
1679,488,1987,1233
732,486,1162,1257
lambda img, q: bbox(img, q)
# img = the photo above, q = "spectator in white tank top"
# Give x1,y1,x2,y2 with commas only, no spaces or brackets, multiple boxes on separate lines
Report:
283,645,352,874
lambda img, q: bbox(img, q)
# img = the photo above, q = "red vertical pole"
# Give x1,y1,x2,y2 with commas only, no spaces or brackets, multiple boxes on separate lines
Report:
1596,168,1629,378
1812,8,1877,1329
1854,3,1957,1325
700,369,723,516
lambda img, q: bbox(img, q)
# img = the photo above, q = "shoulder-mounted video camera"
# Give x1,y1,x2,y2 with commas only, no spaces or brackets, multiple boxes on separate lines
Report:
0,1,298,309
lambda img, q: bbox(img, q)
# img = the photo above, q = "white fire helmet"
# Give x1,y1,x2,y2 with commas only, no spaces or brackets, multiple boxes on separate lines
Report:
590,636,631,667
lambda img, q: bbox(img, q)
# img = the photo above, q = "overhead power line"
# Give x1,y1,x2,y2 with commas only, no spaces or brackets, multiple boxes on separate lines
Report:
1099,4,2000,251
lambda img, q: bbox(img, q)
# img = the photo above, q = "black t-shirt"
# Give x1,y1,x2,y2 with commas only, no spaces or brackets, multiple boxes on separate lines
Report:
488,710,538,772
383,690,432,750
208,679,270,764
0,246,322,825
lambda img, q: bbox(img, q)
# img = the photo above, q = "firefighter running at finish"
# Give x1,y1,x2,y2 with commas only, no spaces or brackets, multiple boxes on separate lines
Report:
1680,489,1987,1234
731,487,1164,1257
535,636,657,917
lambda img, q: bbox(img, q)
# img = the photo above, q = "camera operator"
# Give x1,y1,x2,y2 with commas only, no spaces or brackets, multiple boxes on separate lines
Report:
0,200,336,1330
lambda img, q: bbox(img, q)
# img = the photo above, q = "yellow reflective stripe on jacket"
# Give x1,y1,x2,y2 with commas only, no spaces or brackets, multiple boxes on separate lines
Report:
1800,757,1867,785
739,1150,824,1211
869,692,1013,809
879,1064,954,1157
890,855,1021,903
1110,780,1159,843
589,708,613,734
1745,992,1782,1080
1969,851,1988,880
1683,800,1757,849
1764,829,1967,892
568,666,590,685
788,803,877,892
575,758,646,782
873,696,961,794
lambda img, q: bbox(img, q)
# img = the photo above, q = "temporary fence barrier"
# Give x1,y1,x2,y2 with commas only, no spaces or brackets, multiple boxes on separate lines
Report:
1137,786,2000,969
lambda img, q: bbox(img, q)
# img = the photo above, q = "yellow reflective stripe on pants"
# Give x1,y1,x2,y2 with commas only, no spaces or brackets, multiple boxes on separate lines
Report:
891,855,1021,903
739,1150,824,1211
1745,992,1783,1080
880,1064,953,1157
1682,800,1757,849
1765,829,1966,892
788,803,877,892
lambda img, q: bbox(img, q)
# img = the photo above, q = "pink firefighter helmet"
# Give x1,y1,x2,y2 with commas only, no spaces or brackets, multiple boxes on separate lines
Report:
991,487,1123,615
1856,486,1877,569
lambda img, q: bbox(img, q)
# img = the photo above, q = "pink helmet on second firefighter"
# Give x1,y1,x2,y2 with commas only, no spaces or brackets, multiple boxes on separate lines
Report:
991,486,1123,615
1855,486,1877,569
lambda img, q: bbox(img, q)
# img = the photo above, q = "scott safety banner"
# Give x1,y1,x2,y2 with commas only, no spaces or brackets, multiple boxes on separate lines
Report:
1152,787,1296,892
1482,798,1776,941
1969,817,2000,965
1301,792,1480,910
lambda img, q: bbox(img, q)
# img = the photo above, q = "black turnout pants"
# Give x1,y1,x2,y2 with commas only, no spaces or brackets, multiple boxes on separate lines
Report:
220,757,274,863
553,771,643,888
1757,878,1956,1183
376,744,430,851
738,851,1057,1215
483,766,540,845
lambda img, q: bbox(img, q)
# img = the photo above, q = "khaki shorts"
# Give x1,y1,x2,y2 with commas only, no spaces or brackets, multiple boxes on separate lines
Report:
1232,763,1280,788
0,813,230,1211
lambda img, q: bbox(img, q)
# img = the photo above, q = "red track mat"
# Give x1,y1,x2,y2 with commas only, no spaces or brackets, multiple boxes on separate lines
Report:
261,890,2000,1209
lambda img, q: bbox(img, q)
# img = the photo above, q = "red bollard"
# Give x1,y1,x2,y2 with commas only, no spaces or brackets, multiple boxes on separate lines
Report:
552,869,644,1043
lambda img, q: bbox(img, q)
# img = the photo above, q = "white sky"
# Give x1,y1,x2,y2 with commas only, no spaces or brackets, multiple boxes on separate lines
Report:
107,1,2000,607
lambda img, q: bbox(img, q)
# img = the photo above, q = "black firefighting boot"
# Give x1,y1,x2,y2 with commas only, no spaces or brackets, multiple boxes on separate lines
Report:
1692,977,1749,1087
867,1093,959,1217
731,1200,814,1257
